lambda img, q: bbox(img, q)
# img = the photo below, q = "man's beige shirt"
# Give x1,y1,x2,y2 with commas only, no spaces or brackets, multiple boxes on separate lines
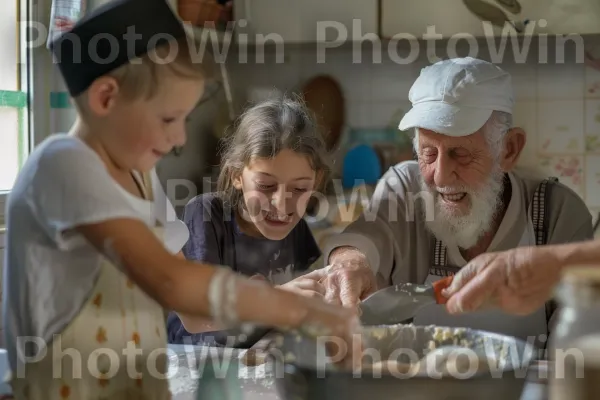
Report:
324,161,593,288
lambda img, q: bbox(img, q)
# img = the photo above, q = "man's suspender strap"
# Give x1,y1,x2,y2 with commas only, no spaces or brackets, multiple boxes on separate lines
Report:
532,177,558,247
431,240,459,276
532,177,559,330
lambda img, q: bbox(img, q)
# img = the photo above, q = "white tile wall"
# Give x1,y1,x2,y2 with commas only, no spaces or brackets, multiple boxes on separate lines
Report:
537,63,585,100
227,38,600,217
537,100,585,154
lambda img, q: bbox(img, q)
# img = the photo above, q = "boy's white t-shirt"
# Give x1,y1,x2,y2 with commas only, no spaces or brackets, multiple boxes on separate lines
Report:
2,134,189,371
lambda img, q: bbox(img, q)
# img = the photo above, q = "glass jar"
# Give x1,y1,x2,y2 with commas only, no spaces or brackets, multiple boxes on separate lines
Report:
549,265,600,400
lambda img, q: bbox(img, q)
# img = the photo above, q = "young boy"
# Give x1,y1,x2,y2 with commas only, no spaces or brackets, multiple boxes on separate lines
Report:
3,0,359,398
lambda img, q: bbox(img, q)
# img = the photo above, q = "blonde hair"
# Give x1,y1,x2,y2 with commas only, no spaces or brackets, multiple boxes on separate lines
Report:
75,37,211,108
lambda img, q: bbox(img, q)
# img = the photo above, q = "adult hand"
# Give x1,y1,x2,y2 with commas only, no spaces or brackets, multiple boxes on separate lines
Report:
294,295,363,369
276,269,328,299
321,247,377,309
442,245,563,316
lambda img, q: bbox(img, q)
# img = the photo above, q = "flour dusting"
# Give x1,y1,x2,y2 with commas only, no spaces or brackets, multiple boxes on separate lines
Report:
168,365,199,396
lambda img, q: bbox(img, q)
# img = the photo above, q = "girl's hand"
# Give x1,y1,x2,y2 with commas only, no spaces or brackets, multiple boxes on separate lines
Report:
276,269,328,299
250,272,327,299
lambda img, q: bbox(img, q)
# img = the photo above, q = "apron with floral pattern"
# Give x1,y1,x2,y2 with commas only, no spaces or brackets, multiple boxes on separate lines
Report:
11,172,172,400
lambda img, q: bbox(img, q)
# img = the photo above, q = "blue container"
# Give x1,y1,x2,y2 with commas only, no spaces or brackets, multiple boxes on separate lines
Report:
342,144,382,189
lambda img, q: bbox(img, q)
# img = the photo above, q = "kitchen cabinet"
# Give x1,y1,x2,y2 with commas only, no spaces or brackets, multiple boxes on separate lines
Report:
381,0,600,39
381,0,509,39
299,0,379,43
233,0,378,44
234,0,301,43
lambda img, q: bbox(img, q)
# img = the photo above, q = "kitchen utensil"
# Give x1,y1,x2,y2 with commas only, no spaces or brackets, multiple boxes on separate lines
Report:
495,0,521,14
463,0,511,28
302,75,345,151
359,278,453,326
269,324,536,400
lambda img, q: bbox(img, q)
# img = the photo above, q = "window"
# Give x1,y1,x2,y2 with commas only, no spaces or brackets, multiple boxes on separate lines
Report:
0,0,30,224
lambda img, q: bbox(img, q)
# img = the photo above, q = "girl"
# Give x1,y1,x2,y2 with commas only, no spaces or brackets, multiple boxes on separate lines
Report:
3,1,358,398
167,97,332,346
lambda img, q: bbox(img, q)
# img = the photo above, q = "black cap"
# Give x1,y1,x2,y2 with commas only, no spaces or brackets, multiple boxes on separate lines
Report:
49,0,188,97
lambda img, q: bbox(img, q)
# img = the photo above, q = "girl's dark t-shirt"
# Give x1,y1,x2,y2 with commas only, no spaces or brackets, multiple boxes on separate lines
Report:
166,193,322,346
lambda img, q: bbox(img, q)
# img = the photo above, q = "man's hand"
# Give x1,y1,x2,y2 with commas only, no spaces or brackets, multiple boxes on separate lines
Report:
320,247,377,309
442,246,563,316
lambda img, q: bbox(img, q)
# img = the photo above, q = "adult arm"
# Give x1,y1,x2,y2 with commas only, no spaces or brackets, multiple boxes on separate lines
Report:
443,238,600,316
321,167,410,307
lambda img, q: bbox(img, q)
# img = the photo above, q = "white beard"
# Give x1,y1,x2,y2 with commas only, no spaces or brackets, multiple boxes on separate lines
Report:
422,167,505,250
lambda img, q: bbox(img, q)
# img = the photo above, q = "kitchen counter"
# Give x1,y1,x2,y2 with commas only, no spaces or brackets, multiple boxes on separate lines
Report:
168,345,549,400
0,345,548,399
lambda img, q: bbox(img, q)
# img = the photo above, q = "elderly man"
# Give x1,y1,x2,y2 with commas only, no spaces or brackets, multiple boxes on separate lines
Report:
322,57,593,344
